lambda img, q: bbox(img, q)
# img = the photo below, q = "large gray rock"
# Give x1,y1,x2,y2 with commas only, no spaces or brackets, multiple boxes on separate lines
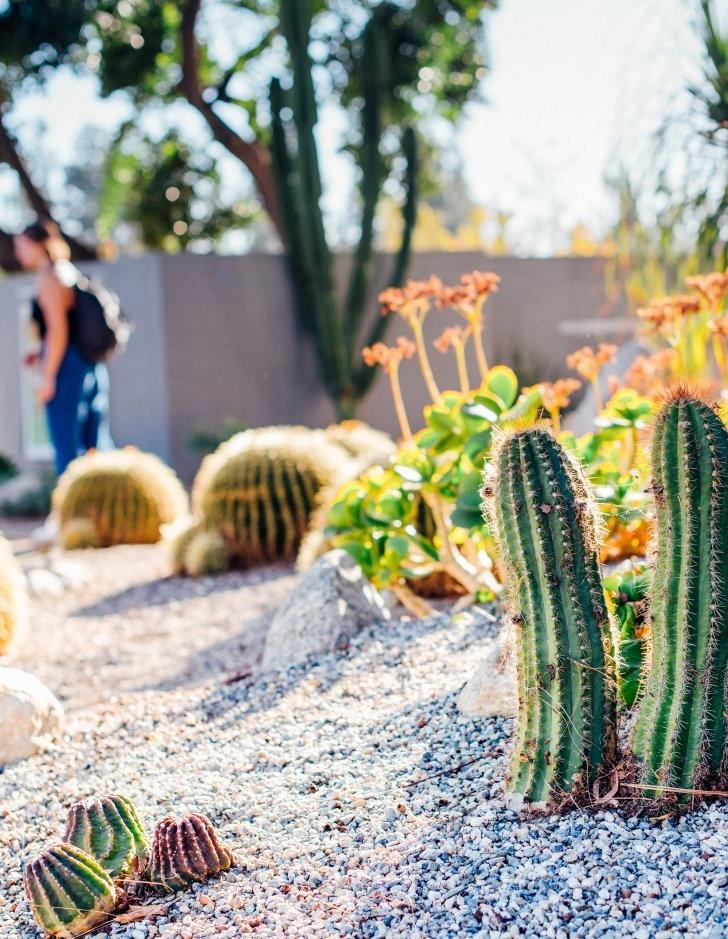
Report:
0,667,64,765
261,550,389,671
458,633,517,718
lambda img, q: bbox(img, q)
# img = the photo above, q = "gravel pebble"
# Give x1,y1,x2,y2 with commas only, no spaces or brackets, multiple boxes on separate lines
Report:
2,546,728,936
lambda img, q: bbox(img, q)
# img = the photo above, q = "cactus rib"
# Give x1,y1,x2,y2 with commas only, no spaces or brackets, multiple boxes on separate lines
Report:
486,428,617,803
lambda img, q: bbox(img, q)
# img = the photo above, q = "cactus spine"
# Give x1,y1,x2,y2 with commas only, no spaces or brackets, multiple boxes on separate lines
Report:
632,394,728,797
63,794,149,881
486,428,617,803
54,449,188,548
192,427,352,568
148,814,234,892
23,843,118,937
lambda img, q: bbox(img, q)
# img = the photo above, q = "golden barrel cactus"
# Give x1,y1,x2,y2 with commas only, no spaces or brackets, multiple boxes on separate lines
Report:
191,426,352,568
0,532,28,655
54,449,188,548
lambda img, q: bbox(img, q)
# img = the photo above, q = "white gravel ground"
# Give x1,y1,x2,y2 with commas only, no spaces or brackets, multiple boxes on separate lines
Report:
3,546,728,937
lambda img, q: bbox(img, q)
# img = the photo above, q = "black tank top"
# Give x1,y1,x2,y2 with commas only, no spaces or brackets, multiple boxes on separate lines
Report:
31,298,47,340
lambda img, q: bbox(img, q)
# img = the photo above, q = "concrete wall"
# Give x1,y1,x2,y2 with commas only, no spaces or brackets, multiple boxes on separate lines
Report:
0,251,628,481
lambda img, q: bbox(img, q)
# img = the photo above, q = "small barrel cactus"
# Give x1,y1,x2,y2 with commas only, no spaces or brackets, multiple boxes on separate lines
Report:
148,814,234,891
0,531,28,655
191,426,352,567
54,448,188,548
183,530,230,577
484,428,617,803
63,794,149,881
632,392,728,798
24,842,118,937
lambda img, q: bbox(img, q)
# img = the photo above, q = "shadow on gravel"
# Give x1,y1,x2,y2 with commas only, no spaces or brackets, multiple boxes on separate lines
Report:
71,565,293,618
190,605,501,730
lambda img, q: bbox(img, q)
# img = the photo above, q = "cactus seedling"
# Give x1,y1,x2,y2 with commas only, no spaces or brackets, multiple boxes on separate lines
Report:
148,814,234,892
632,393,728,798
24,843,118,937
484,428,617,803
63,794,149,881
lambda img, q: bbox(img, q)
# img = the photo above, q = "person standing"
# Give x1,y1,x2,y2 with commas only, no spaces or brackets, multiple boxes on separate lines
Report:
13,221,113,476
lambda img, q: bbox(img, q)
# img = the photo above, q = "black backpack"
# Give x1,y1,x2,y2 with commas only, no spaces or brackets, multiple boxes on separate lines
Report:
69,272,133,364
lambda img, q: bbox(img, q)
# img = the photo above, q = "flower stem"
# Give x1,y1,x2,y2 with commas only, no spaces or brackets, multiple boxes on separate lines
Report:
591,376,604,414
389,367,412,442
411,320,441,403
454,342,470,394
471,315,489,380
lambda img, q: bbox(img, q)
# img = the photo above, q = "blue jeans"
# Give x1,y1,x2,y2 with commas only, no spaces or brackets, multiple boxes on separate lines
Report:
46,344,113,475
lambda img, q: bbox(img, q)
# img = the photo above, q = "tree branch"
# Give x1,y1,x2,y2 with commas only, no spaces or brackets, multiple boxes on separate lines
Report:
179,0,284,243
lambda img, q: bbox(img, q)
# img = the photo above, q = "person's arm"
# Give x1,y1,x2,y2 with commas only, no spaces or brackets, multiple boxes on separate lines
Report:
37,276,71,404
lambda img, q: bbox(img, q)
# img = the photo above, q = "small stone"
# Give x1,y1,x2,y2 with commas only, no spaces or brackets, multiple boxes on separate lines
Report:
0,667,64,765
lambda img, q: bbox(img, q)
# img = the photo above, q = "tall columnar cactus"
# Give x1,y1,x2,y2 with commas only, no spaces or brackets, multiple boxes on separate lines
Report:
484,428,617,803
269,0,418,418
147,814,234,892
191,427,352,568
632,393,728,798
23,843,118,937
63,794,149,881
0,531,28,654
53,449,188,548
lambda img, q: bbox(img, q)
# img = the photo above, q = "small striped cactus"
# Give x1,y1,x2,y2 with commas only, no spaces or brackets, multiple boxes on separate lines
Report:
54,448,189,548
191,426,352,568
632,393,728,799
148,814,234,891
484,428,617,803
0,531,28,655
24,843,118,937
63,794,148,881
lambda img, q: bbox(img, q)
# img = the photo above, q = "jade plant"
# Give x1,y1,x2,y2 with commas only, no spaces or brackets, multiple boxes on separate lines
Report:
148,814,234,892
631,392,728,799
23,843,119,937
484,427,617,803
53,448,189,548
63,794,149,882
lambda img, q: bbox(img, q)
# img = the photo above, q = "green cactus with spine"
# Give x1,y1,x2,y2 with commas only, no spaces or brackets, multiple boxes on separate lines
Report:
484,428,617,803
631,392,728,799
63,794,149,881
0,530,28,655
191,426,352,568
54,448,188,548
147,814,234,892
23,843,118,937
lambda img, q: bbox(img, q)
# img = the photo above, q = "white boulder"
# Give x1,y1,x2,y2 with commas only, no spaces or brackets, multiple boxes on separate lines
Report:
458,633,517,717
261,550,389,671
0,667,64,765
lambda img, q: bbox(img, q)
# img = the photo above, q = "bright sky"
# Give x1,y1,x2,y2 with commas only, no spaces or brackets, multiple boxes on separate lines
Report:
0,0,708,255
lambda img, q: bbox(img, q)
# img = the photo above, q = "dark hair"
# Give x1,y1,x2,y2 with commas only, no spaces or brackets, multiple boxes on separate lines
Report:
20,220,70,261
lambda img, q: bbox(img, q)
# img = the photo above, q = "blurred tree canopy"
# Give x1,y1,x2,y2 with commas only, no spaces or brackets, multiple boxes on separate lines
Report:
0,0,495,252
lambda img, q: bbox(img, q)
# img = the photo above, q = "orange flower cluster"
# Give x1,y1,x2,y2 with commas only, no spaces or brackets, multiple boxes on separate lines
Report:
378,277,443,316
686,272,728,309
434,325,470,353
622,350,674,396
362,337,416,372
708,315,728,337
636,295,701,329
436,271,501,311
566,343,617,382
540,378,581,413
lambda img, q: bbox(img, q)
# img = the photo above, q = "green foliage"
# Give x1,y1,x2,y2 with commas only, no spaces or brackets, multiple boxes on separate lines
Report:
0,531,28,655
324,367,523,592
485,428,617,803
99,128,255,251
604,563,651,709
54,450,189,548
0,469,55,518
23,843,118,937
187,419,250,459
148,814,233,892
191,426,352,569
632,394,728,799
64,795,149,882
